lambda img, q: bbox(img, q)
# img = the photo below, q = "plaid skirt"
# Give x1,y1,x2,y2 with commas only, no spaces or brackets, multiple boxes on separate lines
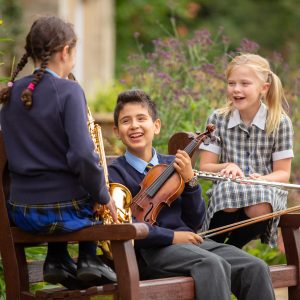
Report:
7,196,101,234
201,181,288,247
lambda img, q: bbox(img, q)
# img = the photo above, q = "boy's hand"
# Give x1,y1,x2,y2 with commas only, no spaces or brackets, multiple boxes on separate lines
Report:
172,231,203,245
220,163,244,179
173,150,194,183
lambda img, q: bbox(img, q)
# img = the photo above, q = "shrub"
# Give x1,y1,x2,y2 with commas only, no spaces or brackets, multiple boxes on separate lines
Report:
120,26,229,153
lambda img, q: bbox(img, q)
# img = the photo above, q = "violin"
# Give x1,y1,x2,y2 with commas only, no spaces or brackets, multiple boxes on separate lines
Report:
130,124,216,224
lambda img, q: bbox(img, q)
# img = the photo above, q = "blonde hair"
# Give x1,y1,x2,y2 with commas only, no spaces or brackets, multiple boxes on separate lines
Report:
220,53,288,135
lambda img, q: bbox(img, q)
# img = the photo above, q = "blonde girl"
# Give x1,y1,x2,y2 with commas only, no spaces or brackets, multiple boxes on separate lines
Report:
199,53,294,248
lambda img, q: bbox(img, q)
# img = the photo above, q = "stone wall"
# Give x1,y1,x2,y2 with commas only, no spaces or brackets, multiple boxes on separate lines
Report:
1,0,115,98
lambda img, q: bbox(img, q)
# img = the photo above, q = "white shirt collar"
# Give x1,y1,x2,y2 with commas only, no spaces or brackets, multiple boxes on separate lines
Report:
228,102,267,130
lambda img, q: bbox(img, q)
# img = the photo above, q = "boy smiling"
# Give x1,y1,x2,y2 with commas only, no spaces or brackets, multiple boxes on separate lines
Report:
108,89,275,300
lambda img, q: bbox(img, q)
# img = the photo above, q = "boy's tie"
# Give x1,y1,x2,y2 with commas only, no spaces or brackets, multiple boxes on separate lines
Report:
145,163,153,173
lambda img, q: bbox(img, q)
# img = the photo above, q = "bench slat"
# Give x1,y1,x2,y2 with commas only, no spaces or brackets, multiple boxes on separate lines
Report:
139,277,194,300
270,265,297,288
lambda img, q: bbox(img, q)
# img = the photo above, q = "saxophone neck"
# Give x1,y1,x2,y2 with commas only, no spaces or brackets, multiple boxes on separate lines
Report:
86,106,110,187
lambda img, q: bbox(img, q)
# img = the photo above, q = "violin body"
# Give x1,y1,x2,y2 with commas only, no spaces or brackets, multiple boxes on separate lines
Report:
130,124,215,225
130,164,185,224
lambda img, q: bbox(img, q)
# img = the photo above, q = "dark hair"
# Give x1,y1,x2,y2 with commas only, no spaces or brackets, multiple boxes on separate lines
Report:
114,89,158,127
0,16,77,108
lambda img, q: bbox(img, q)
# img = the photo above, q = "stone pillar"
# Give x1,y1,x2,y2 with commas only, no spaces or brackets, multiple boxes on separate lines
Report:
1,0,115,97
59,0,115,96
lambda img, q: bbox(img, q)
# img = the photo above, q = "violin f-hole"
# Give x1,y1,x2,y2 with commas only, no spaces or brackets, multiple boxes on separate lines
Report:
144,202,154,223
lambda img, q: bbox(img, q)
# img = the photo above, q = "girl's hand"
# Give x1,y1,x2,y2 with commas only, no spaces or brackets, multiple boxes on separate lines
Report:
249,173,262,179
173,150,194,183
106,196,119,223
220,163,244,179
172,231,203,245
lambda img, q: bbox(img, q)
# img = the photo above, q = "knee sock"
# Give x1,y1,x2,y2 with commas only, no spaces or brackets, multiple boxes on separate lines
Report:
79,241,97,257
208,210,240,243
226,209,269,248
47,242,69,259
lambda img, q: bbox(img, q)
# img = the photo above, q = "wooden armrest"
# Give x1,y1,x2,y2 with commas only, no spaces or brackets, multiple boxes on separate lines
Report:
11,223,149,244
279,213,300,228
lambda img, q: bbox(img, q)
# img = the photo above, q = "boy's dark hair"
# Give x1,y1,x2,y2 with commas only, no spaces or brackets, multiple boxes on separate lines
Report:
0,16,77,108
114,89,158,126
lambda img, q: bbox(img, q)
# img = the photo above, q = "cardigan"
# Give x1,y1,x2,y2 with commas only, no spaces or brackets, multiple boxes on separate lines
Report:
108,154,206,249
1,73,110,205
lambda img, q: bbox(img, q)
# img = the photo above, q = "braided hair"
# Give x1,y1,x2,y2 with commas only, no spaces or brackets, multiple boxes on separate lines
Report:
0,16,77,108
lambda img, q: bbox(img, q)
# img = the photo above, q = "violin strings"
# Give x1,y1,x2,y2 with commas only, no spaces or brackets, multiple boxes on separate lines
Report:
144,139,198,197
131,138,200,214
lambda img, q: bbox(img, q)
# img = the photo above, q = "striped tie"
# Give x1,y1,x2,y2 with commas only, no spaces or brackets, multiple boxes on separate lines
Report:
145,163,153,173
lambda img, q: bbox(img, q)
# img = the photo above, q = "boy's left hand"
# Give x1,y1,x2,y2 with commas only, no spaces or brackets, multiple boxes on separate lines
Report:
173,150,194,183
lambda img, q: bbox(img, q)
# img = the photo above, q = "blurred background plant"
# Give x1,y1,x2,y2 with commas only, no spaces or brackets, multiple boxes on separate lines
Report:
0,0,22,81
1,1,300,298
121,25,229,153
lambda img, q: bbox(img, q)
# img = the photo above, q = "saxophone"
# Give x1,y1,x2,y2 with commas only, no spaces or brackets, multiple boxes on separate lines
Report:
87,107,132,259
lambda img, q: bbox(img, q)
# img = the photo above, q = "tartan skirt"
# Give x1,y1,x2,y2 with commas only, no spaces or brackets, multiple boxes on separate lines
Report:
202,181,288,247
7,196,101,234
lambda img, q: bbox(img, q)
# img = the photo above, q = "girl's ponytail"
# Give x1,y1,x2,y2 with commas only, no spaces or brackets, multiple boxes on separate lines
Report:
0,53,29,104
265,71,288,134
21,51,50,108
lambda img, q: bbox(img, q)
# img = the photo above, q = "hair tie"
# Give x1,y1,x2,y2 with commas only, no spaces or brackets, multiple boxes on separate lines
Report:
27,82,35,91
7,82,13,87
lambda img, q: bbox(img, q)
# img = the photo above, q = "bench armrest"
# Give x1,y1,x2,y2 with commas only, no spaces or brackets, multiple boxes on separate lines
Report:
11,223,149,244
279,213,300,228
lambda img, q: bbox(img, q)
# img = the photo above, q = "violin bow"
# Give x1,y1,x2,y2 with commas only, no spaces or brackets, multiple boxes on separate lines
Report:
199,204,300,238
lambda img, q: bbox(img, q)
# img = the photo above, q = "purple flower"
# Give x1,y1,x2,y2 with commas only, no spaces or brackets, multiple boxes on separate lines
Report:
237,39,260,53
133,32,140,39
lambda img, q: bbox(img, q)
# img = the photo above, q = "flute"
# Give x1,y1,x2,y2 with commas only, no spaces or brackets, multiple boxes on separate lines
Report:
193,170,300,191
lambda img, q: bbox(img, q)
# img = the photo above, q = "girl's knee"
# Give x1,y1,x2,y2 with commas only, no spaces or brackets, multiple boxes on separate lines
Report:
244,203,272,218
223,208,239,213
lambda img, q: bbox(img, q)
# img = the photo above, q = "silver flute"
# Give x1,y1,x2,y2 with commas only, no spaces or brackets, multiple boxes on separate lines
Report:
193,170,300,190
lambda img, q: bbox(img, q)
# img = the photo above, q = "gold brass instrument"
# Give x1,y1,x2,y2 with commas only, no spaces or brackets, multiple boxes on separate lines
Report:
87,107,132,259
193,170,300,190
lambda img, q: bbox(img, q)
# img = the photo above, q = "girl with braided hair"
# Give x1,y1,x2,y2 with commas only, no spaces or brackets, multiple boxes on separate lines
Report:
0,16,117,289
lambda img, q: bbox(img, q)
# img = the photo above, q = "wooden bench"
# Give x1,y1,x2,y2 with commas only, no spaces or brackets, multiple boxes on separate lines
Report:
0,132,300,300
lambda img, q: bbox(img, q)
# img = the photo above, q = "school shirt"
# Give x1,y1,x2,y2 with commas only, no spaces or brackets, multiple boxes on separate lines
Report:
199,103,294,246
0,71,110,205
108,150,206,249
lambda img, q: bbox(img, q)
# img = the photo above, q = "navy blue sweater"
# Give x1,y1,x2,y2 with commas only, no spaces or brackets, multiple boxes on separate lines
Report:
108,154,206,249
1,73,110,205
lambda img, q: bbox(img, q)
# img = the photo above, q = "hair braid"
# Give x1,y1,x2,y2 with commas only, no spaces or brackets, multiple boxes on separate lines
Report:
21,51,50,108
0,53,29,104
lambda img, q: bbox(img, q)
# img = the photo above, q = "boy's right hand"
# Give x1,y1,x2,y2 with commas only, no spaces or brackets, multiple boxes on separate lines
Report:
173,150,194,183
172,231,203,245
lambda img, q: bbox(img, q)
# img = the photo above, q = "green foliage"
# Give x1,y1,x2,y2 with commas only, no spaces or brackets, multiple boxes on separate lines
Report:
0,0,23,78
115,0,300,76
0,17,11,83
88,81,125,113
0,261,5,299
245,240,286,266
120,26,229,153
